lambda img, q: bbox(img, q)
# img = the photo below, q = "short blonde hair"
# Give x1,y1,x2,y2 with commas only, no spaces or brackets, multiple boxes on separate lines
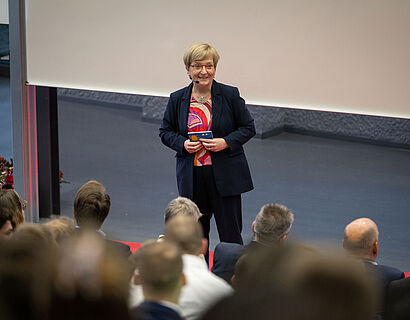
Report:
183,42,220,69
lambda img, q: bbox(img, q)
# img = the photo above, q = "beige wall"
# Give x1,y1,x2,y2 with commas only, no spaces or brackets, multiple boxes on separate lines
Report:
0,0,8,24
24,0,410,118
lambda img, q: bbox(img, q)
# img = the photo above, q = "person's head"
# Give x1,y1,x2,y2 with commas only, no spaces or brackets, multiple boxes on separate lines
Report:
12,223,56,248
0,232,57,320
164,215,206,256
209,243,376,320
51,231,131,320
252,203,294,245
164,196,202,223
343,218,379,261
44,216,76,244
0,210,13,240
134,241,185,304
73,180,110,230
0,190,25,229
183,42,219,86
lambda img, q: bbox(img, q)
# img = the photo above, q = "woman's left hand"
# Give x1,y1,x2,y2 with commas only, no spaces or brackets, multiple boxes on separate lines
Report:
200,138,228,152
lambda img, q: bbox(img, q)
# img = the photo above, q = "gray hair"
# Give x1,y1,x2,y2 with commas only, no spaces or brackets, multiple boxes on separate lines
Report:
254,203,294,244
164,197,201,223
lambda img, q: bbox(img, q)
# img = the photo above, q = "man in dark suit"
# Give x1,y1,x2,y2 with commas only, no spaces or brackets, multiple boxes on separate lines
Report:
73,180,131,257
343,218,405,316
131,241,185,320
212,203,294,283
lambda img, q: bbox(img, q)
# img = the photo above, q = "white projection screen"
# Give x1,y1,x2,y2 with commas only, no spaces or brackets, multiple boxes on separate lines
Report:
25,0,410,118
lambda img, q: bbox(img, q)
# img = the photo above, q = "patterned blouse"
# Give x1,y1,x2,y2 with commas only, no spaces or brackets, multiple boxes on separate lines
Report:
187,96,212,166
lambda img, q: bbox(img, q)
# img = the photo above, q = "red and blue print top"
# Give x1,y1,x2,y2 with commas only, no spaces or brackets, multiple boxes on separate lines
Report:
187,97,212,166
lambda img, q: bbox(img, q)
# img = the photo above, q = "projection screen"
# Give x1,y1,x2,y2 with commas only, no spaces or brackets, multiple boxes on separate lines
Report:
24,0,410,118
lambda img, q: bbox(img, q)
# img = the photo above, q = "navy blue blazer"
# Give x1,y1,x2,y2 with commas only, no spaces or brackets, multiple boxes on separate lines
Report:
364,261,405,314
211,241,266,283
159,81,255,198
132,301,183,320
386,277,410,320
365,262,405,293
211,242,245,283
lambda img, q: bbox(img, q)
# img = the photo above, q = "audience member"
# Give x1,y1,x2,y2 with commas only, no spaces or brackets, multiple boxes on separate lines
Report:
44,216,76,244
385,277,410,320
202,243,376,320
130,196,203,307
164,196,202,223
131,241,185,320
51,231,132,320
73,180,131,256
12,222,56,247
164,215,233,320
158,196,202,241
212,203,294,283
343,218,405,316
0,227,57,320
0,189,25,230
0,207,13,239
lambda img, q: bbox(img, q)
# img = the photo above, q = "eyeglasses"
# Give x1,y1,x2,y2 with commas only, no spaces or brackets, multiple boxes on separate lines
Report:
190,64,215,71
21,200,27,211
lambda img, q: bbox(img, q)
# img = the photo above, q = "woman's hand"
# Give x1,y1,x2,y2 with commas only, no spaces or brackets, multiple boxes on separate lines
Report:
200,138,228,152
184,139,204,154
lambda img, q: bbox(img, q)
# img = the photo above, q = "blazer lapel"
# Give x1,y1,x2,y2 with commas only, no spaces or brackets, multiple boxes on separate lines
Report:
211,80,222,134
180,83,193,135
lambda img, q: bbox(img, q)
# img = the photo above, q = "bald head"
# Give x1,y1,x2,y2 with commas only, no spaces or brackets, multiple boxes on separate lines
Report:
343,218,379,261
164,215,203,255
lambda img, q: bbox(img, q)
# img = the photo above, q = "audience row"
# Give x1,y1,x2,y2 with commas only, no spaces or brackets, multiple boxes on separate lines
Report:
0,181,409,320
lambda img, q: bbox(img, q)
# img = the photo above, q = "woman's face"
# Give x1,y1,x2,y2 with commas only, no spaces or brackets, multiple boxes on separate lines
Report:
0,220,13,239
186,57,216,87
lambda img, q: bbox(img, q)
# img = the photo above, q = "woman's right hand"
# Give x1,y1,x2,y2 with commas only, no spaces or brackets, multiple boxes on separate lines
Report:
184,139,204,154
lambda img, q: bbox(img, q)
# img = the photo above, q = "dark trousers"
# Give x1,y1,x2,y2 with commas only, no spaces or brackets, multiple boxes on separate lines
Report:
193,166,243,253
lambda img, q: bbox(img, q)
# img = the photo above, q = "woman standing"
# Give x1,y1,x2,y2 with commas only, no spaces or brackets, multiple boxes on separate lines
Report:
159,43,255,249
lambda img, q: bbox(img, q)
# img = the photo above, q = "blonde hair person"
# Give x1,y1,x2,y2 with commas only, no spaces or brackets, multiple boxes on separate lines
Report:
159,43,255,261
183,43,220,70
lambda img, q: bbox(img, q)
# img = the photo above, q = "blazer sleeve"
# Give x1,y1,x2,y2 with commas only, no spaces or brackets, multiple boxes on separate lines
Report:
223,87,255,151
159,93,187,155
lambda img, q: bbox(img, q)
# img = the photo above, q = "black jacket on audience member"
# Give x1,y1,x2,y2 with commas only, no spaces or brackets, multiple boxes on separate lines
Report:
212,241,266,283
132,301,183,320
385,277,410,320
364,261,404,316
